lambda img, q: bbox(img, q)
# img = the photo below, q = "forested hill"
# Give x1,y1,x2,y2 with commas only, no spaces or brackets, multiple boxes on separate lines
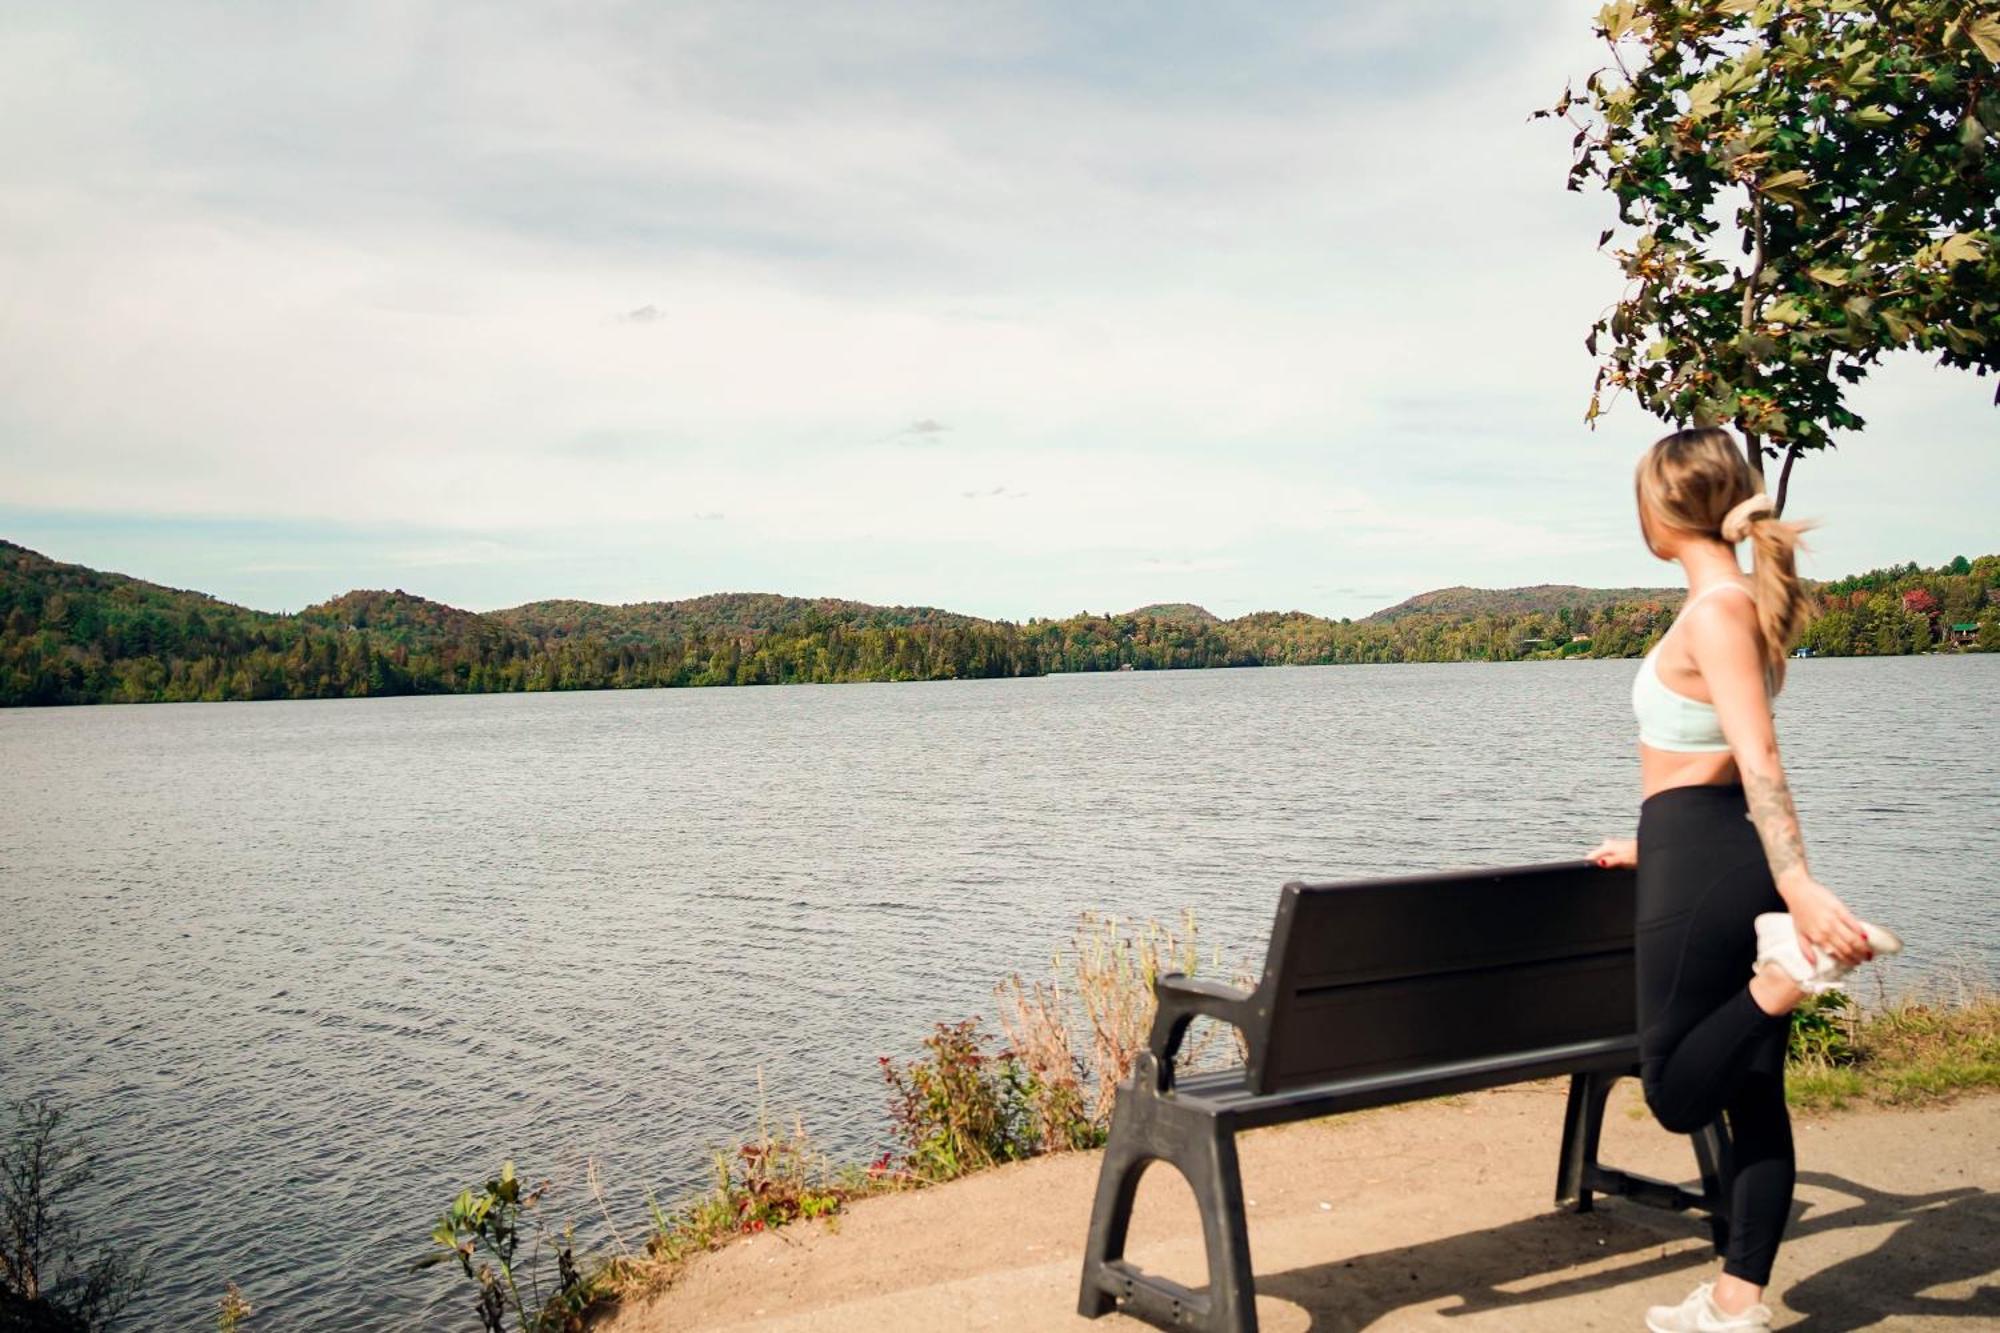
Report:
2,539,1994,707
1364,584,1681,622
489,593,984,643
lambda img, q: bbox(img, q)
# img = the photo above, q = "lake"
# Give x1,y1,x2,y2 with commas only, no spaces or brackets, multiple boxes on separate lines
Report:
1,656,1994,1329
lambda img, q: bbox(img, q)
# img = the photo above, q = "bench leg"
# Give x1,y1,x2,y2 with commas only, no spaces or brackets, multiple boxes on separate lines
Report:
1555,1069,1615,1211
1078,1085,1259,1333
1183,1123,1258,1333
1554,1068,1736,1259
1690,1118,1734,1258
1077,1097,1148,1319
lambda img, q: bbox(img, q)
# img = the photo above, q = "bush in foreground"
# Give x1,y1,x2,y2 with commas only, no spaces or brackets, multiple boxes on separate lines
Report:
0,1098,146,1331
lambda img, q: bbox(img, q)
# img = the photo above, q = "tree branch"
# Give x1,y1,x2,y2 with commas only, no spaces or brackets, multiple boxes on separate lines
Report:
1739,191,1767,337
1774,445,1802,516
1739,187,1769,478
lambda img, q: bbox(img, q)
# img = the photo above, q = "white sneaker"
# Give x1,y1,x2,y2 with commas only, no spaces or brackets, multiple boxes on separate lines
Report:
1645,1281,1772,1331
1753,912,1904,995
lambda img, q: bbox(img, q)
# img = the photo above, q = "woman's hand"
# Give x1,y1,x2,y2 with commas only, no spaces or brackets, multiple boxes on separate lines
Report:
1781,874,1873,968
1588,837,1637,869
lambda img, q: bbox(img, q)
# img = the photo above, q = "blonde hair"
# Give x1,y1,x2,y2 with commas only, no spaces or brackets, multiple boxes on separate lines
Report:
1635,427,1813,689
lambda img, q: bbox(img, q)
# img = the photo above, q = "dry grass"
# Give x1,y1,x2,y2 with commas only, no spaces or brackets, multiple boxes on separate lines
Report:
998,910,1257,1136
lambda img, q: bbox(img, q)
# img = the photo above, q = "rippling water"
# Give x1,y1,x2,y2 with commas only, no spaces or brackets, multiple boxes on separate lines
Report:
1,657,1994,1329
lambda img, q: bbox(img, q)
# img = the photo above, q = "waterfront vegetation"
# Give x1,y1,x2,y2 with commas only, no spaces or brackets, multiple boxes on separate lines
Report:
1786,988,2000,1111
398,917,1993,1332
0,1098,146,1331
3,541,1995,707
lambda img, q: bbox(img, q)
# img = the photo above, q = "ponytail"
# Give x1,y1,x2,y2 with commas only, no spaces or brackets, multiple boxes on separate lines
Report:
1723,495,1813,690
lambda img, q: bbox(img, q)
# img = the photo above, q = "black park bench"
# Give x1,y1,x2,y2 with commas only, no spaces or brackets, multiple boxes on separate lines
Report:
1076,861,1735,1333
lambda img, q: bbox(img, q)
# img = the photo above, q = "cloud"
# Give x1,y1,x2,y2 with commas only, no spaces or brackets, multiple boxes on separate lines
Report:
1134,557,1239,575
0,1,1991,623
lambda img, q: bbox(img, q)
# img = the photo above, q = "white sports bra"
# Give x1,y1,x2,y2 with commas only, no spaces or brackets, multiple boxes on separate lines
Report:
1632,581,1757,753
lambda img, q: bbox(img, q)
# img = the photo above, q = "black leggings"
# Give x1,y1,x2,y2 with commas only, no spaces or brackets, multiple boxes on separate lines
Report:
1636,783,1795,1287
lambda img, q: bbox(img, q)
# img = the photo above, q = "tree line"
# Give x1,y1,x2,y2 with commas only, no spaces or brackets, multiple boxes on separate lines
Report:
2,542,1993,707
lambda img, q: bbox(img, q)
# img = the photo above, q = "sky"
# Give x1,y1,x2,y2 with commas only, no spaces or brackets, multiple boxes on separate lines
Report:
2,1,1994,622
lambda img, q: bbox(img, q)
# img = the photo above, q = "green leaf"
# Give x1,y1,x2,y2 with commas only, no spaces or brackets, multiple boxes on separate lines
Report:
1807,265,1851,286
1848,107,1893,127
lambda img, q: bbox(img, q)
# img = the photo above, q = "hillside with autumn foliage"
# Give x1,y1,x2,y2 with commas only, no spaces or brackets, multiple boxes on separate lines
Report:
1,540,1993,706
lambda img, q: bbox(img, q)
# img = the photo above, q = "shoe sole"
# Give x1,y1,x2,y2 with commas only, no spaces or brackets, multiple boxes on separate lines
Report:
1860,920,1904,956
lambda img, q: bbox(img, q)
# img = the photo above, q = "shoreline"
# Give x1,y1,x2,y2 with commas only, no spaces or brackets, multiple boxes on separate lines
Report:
5,645,1996,713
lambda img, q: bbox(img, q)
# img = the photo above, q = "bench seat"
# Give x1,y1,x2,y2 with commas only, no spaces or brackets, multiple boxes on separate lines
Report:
1161,1035,1638,1129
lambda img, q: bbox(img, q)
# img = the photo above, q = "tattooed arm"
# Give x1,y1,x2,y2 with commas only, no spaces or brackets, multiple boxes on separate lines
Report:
1684,593,1870,967
1742,767,1807,883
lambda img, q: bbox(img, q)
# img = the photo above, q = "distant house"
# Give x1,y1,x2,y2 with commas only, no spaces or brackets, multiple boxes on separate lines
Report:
1949,623,1979,646
1569,634,1592,645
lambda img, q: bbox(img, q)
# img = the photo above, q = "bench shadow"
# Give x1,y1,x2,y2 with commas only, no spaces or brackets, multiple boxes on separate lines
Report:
1240,1172,1995,1330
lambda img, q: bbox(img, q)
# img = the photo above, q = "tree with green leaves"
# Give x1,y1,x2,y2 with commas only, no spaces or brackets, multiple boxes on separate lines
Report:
1548,0,2000,512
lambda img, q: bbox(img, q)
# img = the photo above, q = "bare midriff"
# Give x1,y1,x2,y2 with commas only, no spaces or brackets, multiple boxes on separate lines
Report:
1640,743,1740,800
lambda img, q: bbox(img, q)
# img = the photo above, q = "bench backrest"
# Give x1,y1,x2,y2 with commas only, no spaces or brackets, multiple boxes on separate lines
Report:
1248,862,1636,1096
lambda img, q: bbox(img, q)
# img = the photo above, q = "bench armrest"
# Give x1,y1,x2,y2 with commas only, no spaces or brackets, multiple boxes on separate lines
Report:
1146,973,1260,1091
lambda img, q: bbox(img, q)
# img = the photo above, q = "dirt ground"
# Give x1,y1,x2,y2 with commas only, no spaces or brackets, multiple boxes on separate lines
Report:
601,1083,1998,1331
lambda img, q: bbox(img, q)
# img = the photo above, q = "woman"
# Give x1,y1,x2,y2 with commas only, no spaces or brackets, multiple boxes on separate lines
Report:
1586,427,1902,1333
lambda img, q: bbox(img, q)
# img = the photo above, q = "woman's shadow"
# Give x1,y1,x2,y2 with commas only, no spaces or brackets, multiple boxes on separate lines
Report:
1779,1171,1998,1330
1249,1169,1995,1329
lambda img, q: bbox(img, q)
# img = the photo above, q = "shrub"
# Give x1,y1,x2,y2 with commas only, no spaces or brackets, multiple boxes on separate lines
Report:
606,1115,878,1302
881,1020,1040,1181
1788,991,1857,1067
0,1097,146,1331
651,1120,853,1259
411,1162,591,1333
